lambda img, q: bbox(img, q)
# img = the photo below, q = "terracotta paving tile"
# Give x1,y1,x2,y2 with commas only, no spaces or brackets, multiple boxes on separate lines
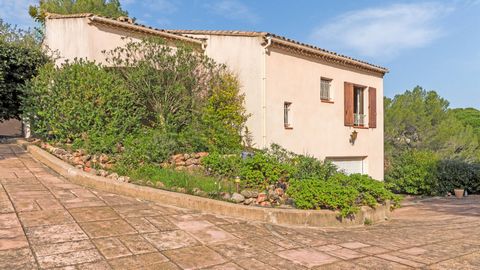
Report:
189,226,237,244
32,240,95,257
0,226,29,250
36,248,103,268
0,247,37,269
18,209,75,227
264,235,303,249
117,234,156,254
316,261,367,270
253,253,307,270
355,245,390,255
316,244,343,252
107,252,169,270
325,247,366,260
339,242,371,249
11,199,41,212
77,260,112,270
25,223,88,245
36,198,64,210
204,262,243,270
69,206,120,222
143,230,199,251
93,237,132,259
376,253,426,268
125,217,158,233
62,198,106,209
352,256,412,269
145,215,178,231
164,245,226,270
112,204,161,218
210,238,271,259
236,257,277,270
79,219,136,238
400,247,428,256
277,247,338,268
0,213,21,228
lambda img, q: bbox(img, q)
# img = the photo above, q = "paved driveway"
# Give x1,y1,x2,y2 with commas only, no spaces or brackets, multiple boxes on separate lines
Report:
1,143,480,269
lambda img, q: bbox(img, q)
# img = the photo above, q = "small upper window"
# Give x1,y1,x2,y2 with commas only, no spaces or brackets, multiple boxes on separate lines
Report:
320,78,332,101
354,86,366,126
284,102,292,129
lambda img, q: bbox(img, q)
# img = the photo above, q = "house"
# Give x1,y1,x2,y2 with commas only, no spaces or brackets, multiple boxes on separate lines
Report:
44,14,388,180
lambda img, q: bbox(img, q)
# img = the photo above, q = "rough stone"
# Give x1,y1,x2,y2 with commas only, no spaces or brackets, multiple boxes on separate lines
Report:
241,189,259,199
256,193,267,203
231,193,245,203
107,173,119,180
244,198,255,205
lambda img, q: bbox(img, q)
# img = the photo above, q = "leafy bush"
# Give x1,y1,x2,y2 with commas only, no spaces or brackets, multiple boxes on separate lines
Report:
106,38,248,153
239,151,292,188
288,173,399,217
117,129,181,168
120,164,234,195
385,150,439,195
1,20,48,121
22,60,145,153
436,159,480,194
290,155,338,180
201,152,241,179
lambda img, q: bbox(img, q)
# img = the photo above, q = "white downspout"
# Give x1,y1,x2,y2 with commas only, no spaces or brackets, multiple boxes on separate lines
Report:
261,36,272,148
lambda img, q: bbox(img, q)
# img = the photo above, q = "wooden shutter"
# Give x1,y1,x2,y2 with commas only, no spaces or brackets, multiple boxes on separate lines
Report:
368,87,377,128
344,82,354,126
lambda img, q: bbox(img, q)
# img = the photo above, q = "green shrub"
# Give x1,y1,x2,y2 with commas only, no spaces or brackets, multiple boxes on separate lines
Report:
201,152,241,179
1,20,48,121
288,173,399,217
290,155,338,180
117,129,181,168
22,61,145,154
121,164,234,195
436,159,480,194
385,150,439,195
240,150,292,188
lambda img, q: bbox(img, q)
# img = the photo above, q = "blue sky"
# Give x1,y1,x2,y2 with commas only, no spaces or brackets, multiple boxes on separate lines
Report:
1,0,479,108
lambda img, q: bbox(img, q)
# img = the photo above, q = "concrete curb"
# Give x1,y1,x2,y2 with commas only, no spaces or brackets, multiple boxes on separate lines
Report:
19,141,391,227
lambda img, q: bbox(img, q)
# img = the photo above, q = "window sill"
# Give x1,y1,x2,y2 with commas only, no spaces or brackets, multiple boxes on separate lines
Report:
353,125,369,129
321,99,334,104
284,125,293,130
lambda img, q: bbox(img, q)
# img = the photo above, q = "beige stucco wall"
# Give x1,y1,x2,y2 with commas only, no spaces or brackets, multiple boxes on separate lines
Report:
44,18,144,66
193,35,265,147
265,48,384,180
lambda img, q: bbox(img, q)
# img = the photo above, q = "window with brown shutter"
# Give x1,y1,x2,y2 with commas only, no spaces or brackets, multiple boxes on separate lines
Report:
344,82,354,126
368,87,377,128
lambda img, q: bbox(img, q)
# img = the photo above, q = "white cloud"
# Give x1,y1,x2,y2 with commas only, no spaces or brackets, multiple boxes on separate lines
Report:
310,3,454,59
206,0,258,23
0,0,36,29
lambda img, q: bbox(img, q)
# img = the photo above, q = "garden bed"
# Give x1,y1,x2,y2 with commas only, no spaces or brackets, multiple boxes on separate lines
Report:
19,140,393,227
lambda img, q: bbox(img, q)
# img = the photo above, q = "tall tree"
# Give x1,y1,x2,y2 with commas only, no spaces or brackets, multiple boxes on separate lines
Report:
29,0,128,23
0,19,48,122
384,86,479,165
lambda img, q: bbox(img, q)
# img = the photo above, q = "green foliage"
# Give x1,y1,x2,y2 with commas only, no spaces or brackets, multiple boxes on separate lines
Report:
106,38,247,153
201,73,249,153
29,0,128,23
385,150,439,195
290,155,338,180
117,129,181,168
22,60,145,153
436,159,480,194
0,19,48,121
384,86,479,164
240,151,292,188
120,164,234,195
288,173,398,217
201,152,241,179
451,108,480,143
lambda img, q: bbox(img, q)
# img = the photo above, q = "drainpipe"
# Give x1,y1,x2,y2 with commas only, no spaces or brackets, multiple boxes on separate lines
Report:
261,35,272,148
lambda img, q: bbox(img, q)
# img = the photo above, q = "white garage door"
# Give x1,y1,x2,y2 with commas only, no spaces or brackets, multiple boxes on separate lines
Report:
328,157,366,175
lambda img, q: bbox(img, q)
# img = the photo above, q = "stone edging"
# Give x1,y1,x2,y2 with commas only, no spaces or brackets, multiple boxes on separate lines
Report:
18,141,391,228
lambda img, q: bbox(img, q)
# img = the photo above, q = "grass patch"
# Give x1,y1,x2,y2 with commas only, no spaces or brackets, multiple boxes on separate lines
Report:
115,164,235,196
